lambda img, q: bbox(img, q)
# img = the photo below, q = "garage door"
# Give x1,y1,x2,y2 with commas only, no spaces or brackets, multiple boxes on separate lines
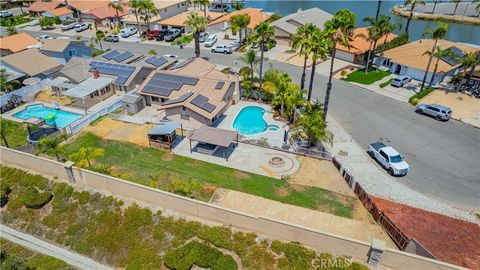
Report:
335,50,354,63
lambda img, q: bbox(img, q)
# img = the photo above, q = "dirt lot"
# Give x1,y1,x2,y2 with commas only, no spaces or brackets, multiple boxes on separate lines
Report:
420,90,480,127
82,117,152,147
35,88,73,106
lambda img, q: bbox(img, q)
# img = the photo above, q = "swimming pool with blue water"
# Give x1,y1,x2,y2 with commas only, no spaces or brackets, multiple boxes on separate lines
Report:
14,104,82,128
232,106,279,135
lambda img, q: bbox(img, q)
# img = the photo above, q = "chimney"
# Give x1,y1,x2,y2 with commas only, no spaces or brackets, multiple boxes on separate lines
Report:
93,68,100,79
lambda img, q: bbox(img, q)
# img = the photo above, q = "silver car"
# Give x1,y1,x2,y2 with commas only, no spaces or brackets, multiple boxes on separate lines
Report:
391,75,412,87
415,104,452,121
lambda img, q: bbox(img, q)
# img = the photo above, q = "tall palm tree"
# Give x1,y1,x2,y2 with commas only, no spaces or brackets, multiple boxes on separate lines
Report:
419,23,449,91
185,13,208,57
306,28,330,102
108,1,125,28
291,103,333,146
139,0,157,33
323,9,356,120
230,14,250,43
451,0,461,15
375,0,382,19
198,0,210,18
286,86,307,122
291,23,316,90
253,22,275,87
422,46,455,87
129,0,143,35
92,30,105,50
263,69,292,117
465,51,480,87
404,0,425,35
240,49,260,82
456,52,480,90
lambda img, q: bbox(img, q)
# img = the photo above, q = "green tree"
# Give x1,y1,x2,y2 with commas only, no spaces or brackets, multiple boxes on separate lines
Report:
455,52,480,90
464,51,480,87
285,85,307,122
232,2,243,11
185,13,208,57
305,28,330,102
0,68,21,93
198,0,210,18
240,48,259,82
253,22,274,87
70,147,105,168
108,1,125,27
263,69,291,117
39,17,54,29
139,0,157,33
0,118,15,148
92,30,105,50
229,14,250,43
6,24,17,35
422,46,455,87
291,23,316,90
404,0,425,35
148,49,157,55
291,104,333,146
36,133,67,161
451,0,461,15
129,0,143,35
419,23,448,92
323,9,356,120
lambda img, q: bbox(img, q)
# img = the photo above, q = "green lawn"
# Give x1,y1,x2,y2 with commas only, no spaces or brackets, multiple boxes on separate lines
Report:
342,68,391,85
0,118,29,148
0,15,32,27
62,133,355,218
409,88,435,105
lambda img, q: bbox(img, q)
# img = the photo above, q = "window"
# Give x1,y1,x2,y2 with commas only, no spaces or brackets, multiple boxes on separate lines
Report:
161,98,165,102
182,106,186,111
379,151,388,160
68,49,76,56
151,96,160,102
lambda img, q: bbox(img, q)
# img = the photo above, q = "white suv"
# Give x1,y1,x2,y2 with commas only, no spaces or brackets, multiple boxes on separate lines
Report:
211,44,232,54
204,34,217,47
74,23,89,32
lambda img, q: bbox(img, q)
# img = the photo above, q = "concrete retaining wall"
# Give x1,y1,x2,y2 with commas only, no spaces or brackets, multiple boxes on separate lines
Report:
0,147,465,270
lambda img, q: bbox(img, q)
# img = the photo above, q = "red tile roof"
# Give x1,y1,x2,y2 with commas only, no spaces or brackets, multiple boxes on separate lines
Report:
28,1,63,12
83,6,129,20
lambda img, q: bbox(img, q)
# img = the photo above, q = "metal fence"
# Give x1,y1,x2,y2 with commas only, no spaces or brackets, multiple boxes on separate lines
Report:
0,80,49,107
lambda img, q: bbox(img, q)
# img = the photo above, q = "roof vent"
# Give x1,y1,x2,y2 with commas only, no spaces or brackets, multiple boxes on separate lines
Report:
93,68,100,79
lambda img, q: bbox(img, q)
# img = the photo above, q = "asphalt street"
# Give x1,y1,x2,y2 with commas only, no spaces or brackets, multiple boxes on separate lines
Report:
11,29,480,211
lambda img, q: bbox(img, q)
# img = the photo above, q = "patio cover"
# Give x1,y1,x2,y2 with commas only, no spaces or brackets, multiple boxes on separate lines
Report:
62,77,113,98
148,121,181,136
190,126,238,148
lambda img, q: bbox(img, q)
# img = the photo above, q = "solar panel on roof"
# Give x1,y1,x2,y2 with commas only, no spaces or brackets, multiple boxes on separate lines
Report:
153,73,199,86
102,50,120,60
113,52,134,63
89,61,135,85
141,85,174,96
439,46,464,66
145,56,158,65
202,102,216,113
116,76,129,84
190,94,216,113
215,81,225,90
162,92,193,105
151,57,168,67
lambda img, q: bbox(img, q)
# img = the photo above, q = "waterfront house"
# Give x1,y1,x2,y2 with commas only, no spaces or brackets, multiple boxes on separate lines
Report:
207,8,270,36
376,39,478,85
270,8,333,46
1,49,63,80
80,6,129,28
39,39,93,64
42,7,74,21
157,10,226,32
0,33,40,57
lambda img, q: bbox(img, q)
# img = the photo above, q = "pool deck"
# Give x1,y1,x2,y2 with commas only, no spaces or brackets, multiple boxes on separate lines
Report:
2,101,85,124
216,101,289,148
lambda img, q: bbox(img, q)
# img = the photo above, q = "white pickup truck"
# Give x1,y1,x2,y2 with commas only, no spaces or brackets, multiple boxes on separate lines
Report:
367,142,409,176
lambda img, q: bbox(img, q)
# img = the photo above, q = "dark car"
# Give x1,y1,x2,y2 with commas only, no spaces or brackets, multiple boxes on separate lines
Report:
105,34,119,42
154,29,169,41
164,29,182,42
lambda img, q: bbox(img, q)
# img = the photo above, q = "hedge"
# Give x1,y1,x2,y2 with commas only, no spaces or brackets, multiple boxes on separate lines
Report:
20,186,53,209
408,88,435,105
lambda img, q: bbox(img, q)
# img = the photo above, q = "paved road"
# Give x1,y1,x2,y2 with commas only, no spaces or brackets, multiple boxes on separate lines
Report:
13,29,480,211
0,224,113,270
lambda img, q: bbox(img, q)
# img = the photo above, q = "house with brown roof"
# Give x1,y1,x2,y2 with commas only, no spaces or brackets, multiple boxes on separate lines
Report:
43,7,74,21
0,32,40,57
28,1,64,16
207,8,271,35
80,6,129,27
63,0,111,17
1,49,63,80
123,0,188,31
137,57,238,128
39,39,92,64
158,10,225,31
376,39,478,85
335,27,397,65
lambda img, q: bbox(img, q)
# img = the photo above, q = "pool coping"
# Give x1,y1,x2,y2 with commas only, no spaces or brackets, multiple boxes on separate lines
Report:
2,101,86,126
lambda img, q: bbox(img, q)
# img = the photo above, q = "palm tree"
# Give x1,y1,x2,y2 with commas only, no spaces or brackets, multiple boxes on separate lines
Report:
231,14,250,44
422,46,455,87
323,9,356,120
451,0,461,15
419,23,449,92
198,0,210,18
305,28,330,102
253,22,275,87
185,13,208,57
285,86,307,122
375,0,382,19
263,69,292,117
0,118,15,148
404,0,425,35
36,133,67,161
291,23,316,90
108,1,125,28
232,2,244,11
291,104,333,147
240,49,259,82
139,0,157,33
455,52,480,90
465,51,480,87
92,30,105,50
129,0,143,36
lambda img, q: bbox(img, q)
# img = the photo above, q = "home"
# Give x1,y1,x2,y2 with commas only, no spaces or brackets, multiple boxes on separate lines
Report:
376,39,478,85
65,0,110,17
42,7,74,21
157,10,226,32
1,49,63,80
39,39,93,64
270,7,333,46
0,32,40,57
62,74,116,109
80,6,129,28
123,0,188,31
335,27,397,65
207,7,271,36
136,57,237,128
28,1,64,17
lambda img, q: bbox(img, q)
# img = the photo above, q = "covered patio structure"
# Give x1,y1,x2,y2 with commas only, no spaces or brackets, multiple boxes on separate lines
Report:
189,126,239,161
147,121,183,150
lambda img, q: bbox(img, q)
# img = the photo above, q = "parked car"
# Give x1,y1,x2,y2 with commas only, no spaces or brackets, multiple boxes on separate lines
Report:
0,11,13,18
209,4,228,12
204,34,217,47
198,32,209,42
390,75,412,87
211,44,233,54
61,20,77,31
153,29,169,41
120,27,137,38
415,104,452,121
163,54,178,62
37,34,52,40
164,29,182,42
368,142,409,176
146,29,161,40
56,36,71,40
105,34,119,42
29,19,39,26
74,23,89,32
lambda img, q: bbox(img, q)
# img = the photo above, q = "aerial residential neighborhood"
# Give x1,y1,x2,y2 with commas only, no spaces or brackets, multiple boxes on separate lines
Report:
0,0,479,269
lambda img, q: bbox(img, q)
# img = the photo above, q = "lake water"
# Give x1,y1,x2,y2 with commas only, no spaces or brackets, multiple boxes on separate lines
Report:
245,1,480,45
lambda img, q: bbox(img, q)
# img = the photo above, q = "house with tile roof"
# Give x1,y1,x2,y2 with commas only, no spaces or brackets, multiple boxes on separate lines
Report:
158,10,225,31
207,8,271,36
335,27,397,65
1,49,63,80
62,0,111,17
43,7,74,21
376,39,478,85
39,39,93,64
0,32,40,57
28,1,64,16
123,0,188,31
136,57,238,128
80,6,129,27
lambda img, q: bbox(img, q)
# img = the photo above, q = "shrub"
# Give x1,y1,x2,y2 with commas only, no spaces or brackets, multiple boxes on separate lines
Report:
380,78,393,88
172,34,193,45
0,183,12,207
20,187,53,209
147,49,157,55
169,178,202,197
408,88,435,105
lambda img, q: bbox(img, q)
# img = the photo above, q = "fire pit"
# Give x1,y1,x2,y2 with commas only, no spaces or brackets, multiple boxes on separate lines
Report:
269,156,285,168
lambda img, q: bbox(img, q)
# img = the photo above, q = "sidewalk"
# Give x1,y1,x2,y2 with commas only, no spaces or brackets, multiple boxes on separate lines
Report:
324,116,477,222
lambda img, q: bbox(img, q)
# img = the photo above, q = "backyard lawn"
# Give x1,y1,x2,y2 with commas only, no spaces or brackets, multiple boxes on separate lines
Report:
0,118,29,148
0,14,32,26
342,68,391,85
62,133,356,218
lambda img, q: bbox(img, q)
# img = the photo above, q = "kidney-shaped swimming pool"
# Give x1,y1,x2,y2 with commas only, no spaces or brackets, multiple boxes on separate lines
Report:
232,106,279,135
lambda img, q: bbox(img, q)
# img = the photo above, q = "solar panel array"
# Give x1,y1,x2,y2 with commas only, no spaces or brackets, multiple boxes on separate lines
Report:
439,46,464,66
145,56,168,67
89,61,136,85
190,94,216,113
162,92,193,105
215,81,225,90
102,50,134,63
141,73,199,97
